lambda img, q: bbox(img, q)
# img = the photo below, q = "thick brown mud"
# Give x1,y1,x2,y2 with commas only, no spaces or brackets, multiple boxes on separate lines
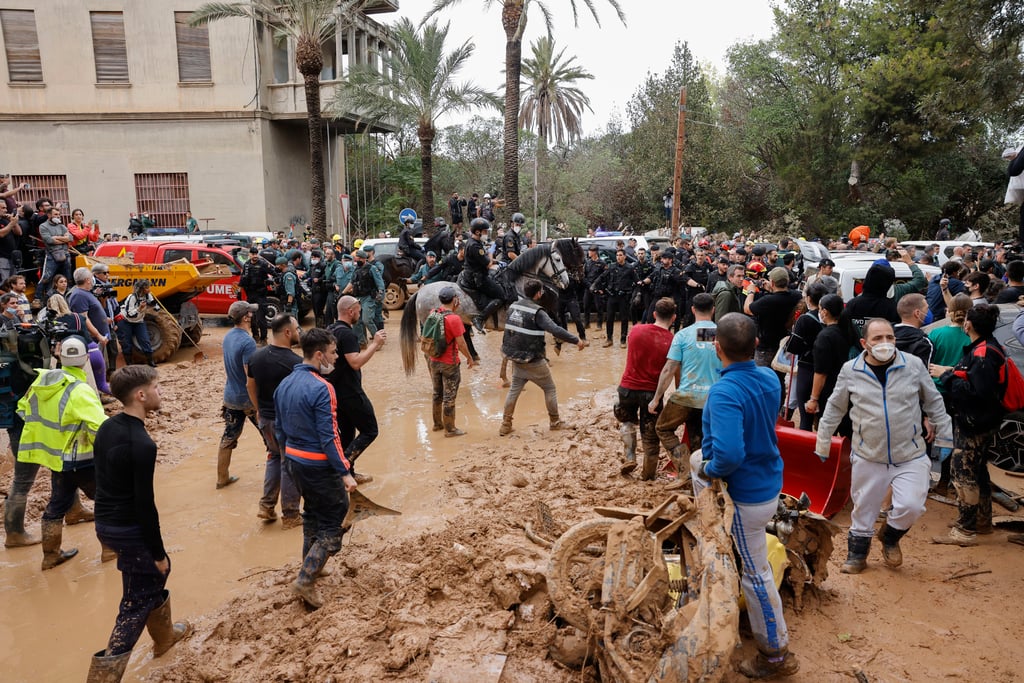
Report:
2,313,1024,682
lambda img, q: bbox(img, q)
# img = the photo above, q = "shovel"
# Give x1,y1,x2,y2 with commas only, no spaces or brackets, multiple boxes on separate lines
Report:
342,489,401,530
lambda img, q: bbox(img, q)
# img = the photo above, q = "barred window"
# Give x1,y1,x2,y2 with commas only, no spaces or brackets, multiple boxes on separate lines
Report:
134,173,190,229
90,11,129,83
174,12,211,82
10,175,70,222
0,10,42,83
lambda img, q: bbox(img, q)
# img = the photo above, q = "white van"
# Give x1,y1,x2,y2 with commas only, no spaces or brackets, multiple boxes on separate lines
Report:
827,252,939,302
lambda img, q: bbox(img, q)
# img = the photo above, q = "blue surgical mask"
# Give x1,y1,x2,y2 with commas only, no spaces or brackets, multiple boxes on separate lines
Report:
6,307,19,317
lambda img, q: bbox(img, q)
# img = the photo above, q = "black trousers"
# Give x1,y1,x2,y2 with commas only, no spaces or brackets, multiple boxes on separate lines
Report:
337,391,379,468
605,294,630,343
582,288,604,324
245,290,269,340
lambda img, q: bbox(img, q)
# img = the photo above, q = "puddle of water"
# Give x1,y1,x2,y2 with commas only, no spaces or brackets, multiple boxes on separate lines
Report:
0,316,630,681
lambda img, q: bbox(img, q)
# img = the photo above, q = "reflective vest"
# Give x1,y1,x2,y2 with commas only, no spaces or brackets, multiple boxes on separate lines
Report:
16,366,107,472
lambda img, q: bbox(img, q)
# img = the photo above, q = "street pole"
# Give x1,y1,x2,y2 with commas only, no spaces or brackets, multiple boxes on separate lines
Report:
671,87,687,239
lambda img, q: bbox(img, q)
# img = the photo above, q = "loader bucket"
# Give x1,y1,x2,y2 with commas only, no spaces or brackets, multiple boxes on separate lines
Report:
346,489,401,525
776,425,851,519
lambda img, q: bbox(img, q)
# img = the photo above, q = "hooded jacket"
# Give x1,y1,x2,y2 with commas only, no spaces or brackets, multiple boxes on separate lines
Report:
846,262,926,333
894,324,934,368
941,336,1007,435
16,366,106,472
815,350,952,465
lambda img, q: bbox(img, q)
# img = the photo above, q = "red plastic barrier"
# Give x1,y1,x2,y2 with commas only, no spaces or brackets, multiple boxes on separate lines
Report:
776,425,851,518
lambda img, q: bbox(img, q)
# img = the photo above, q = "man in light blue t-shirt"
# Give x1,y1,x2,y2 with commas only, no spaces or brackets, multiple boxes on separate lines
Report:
218,301,259,489
648,293,722,483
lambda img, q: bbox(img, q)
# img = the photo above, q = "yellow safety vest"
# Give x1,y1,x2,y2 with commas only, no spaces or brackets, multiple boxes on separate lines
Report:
16,366,107,472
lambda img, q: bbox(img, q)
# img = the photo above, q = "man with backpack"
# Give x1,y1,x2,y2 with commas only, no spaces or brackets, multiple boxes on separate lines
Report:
423,287,475,437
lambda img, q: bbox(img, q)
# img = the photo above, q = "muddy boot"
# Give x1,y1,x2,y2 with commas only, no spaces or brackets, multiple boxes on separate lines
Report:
4,493,41,547
443,407,466,437
41,518,78,570
499,416,513,436
257,504,278,522
100,543,118,563
280,514,303,530
86,649,131,683
146,590,191,657
65,495,95,525
738,648,799,679
549,417,569,431
215,447,239,489
932,526,978,546
841,533,870,574
292,542,329,609
664,445,692,490
976,494,993,534
880,523,908,568
619,423,637,475
431,402,444,432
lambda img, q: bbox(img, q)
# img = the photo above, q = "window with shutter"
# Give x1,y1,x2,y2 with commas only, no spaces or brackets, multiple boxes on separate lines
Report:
174,12,211,82
10,175,71,222
89,11,129,83
135,173,190,228
0,10,43,83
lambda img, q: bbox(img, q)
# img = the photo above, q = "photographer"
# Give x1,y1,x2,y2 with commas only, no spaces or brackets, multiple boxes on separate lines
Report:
91,264,120,378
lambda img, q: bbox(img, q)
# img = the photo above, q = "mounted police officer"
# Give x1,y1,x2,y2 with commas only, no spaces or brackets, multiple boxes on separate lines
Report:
459,218,504,334
241,246,274,343
398,216,425,263
500,213,526,264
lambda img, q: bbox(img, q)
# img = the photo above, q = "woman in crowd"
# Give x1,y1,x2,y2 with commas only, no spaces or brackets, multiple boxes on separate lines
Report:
67,209,100,255
52,274,69,299
927,293,973,495
804,293,856,436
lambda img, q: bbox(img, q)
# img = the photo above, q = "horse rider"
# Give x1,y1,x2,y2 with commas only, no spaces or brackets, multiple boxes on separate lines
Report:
423,218,452,260
398,217,425,264
428,243,465,283
500,213,526,264
460,218,505,334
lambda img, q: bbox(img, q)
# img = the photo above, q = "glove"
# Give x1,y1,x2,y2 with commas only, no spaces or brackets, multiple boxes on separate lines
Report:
698,460,710,480
934,446,953,463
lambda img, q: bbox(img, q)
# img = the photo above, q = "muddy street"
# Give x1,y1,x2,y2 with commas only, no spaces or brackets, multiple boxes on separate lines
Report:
2,311,1024,682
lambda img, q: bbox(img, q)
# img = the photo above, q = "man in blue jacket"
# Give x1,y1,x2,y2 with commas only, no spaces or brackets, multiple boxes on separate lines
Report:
275,327,358,609
691,313,799,679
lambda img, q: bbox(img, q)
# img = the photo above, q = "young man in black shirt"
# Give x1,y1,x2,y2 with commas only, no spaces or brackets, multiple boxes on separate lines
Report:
89,365,190,681
246,313,303,527
745,267,802,391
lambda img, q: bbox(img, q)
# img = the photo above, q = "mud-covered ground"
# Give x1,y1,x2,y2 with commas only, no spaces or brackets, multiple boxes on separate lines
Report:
3,316,1024,682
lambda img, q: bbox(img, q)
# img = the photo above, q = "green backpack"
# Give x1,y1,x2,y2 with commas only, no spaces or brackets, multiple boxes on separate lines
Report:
420,308,452,357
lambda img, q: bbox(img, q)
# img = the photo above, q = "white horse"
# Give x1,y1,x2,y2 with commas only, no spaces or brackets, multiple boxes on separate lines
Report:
400,239,584,374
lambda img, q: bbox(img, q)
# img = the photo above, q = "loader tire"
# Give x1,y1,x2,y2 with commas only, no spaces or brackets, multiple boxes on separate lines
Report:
131,309,180,364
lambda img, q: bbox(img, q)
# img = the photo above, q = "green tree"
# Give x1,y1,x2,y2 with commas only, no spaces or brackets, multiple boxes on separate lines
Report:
519,36,593,150
333,17,494,226
190,0,368,241
425,0,625,213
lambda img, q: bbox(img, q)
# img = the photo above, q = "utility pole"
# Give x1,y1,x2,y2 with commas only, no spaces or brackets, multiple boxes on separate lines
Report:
671,87,687,238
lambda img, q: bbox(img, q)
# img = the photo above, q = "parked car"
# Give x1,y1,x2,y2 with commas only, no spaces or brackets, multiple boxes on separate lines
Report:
824,252,939,302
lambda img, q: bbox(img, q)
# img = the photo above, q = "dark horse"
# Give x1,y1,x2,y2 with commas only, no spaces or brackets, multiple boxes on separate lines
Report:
400,238,584,375
378,228,458,309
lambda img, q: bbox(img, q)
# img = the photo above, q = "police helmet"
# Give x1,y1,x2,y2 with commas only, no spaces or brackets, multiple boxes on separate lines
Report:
511,212,526,225
470,217,490,234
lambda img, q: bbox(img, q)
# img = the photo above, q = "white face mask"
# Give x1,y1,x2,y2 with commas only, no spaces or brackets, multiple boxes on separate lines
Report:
869,342,896,362
513,225,521,234
52,218,61,224
319,362,334,375
311,259,320,265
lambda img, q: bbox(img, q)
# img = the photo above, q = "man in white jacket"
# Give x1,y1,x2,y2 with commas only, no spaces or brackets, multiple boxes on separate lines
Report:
815,318,953,574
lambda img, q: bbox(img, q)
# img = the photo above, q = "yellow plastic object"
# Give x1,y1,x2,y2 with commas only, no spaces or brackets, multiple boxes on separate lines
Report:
665,533,789,610
80,255,231,303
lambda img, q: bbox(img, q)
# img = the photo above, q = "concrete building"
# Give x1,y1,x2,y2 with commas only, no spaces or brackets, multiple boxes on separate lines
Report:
0,0,397,235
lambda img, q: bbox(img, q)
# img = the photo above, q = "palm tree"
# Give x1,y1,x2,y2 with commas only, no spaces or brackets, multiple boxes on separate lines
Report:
332,18,495,224
426,0,625,214
519,36,593,151
190,1,367,241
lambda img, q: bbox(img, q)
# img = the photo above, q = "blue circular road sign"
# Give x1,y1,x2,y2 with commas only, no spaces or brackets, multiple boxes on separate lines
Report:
399,208,418,224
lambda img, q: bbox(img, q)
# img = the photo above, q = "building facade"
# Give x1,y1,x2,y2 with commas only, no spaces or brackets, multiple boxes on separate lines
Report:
0,0,397,235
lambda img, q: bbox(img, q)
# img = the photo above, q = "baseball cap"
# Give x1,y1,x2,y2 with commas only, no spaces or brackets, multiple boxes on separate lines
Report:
228,301,259,322
341,253,352,261
59,338,88,368
438,286,457,303
717,255,729,264
752,245,767,257
363,244,375,253
275,257,287,266
426,251,436,258
818,258,835,267
768,267,789,286
249,245,260,254
354,250,367,259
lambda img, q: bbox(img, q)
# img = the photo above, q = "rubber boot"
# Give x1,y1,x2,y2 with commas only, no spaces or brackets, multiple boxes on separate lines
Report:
549,416,568,430
443,407,466,437
977,493,993,534
146,590,192,657
619,423,637,475
146,353,156,368
639,432,662,482
65,495,95,525
499,416,513,436
3,493,41,547
292,542,329,609
215,447,239,489
738,648,800,679
40,518,78,570
86,649,131,683
431,402,444,432
841,533,871,574
880,523,909,568
664,445,691,490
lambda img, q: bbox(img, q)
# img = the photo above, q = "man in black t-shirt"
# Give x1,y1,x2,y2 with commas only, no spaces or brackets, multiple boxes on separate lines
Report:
328,296,387,484
995,259,1024,304
246,314,302,526
745,267,802,392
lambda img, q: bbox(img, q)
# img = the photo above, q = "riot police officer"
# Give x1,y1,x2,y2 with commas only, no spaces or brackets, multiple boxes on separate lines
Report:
500,213,525,263
459,218,504,333
307,249,328,328
241,246,274,343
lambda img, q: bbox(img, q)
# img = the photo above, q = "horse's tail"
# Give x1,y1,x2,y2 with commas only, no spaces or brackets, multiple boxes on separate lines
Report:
400,291,420,376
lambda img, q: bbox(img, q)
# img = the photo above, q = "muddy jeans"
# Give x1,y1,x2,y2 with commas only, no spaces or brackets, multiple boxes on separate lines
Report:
951,429,998,532
691,450,788,655
614,386,660,459
654,400,703,454
503,359,559,423
43,467,96,521
284,459,349,560
428,359,461,413
258,417,300,518
95,523,170,656
220,405,257,450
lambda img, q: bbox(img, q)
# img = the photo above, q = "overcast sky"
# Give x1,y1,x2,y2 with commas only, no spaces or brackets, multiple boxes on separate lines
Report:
388,0,778,135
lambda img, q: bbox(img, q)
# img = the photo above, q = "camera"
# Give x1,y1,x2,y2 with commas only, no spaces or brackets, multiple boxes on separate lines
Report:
92,282,116,299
